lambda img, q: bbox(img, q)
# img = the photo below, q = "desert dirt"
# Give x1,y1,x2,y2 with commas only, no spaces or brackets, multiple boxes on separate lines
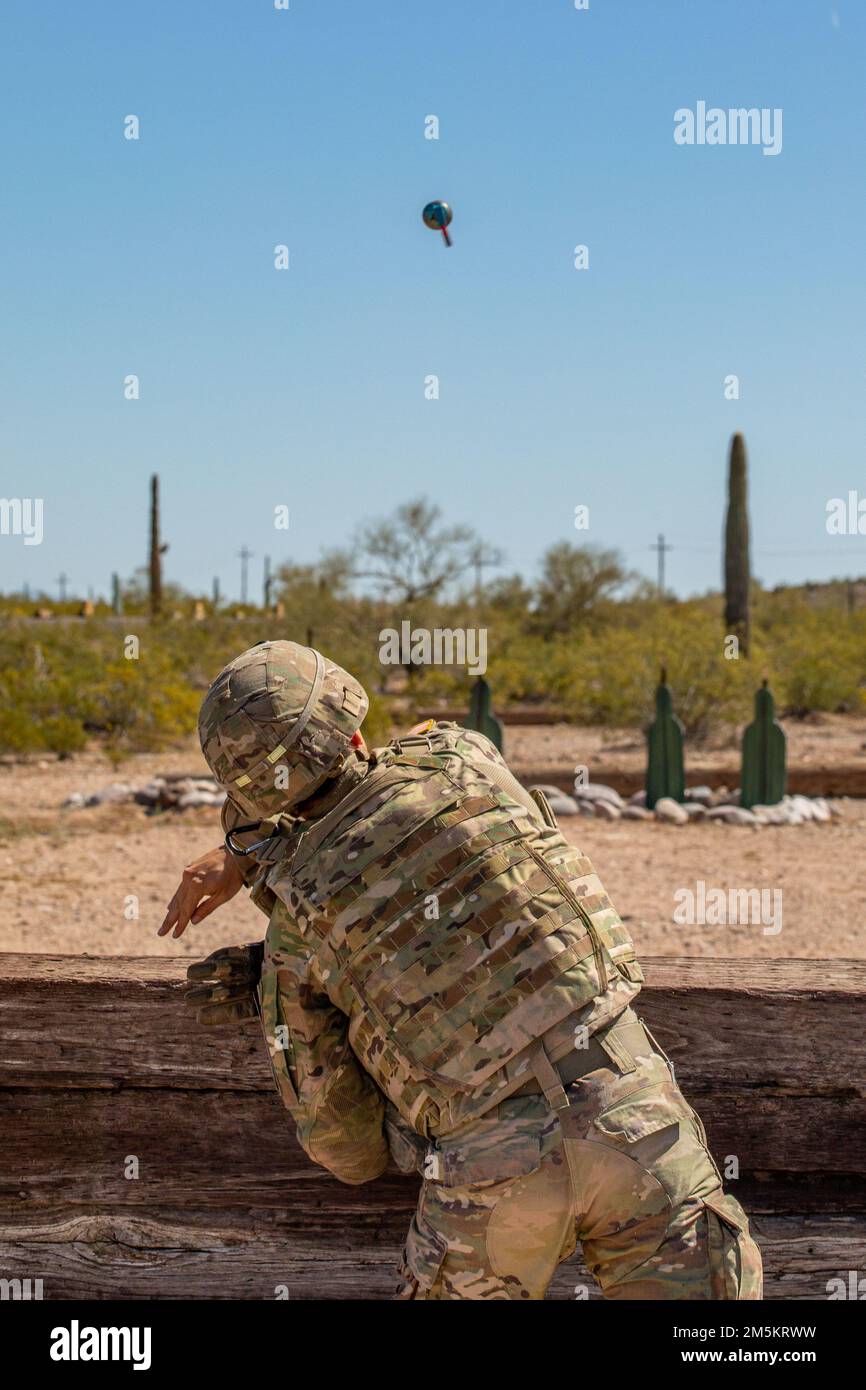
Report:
0,716,863,962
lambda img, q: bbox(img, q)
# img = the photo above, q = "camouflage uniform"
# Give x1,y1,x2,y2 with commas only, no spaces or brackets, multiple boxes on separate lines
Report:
198,641,763,1301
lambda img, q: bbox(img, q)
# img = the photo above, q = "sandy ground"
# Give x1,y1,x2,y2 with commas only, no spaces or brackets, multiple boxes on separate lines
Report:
0,723,863,961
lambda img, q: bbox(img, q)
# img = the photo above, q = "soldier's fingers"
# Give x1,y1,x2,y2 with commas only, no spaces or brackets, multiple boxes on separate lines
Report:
158,888,182,936
196,998,259,1027
185,982,252,1008
190,887,234,925
185,947,250,982
171,879,207,939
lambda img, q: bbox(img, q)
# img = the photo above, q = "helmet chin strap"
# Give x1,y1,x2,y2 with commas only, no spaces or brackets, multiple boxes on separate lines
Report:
292,748,369,821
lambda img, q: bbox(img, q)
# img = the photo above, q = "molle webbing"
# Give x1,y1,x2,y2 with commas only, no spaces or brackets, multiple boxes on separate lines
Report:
321,793,500,901
332,806,525,932
361,865,580,1003
273,744,638,1104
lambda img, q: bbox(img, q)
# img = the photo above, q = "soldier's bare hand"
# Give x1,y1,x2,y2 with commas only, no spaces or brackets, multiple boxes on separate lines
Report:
159,846,245,939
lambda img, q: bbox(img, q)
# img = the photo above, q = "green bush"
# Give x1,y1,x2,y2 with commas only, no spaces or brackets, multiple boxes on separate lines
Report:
0,589,863,757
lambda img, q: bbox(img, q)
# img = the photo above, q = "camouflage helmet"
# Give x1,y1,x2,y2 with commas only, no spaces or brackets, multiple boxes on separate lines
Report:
198,641,369,819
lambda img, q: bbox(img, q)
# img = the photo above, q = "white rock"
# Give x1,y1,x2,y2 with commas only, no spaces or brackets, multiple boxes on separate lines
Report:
811,798,832,823
87,783,133,806
61,792,86,809
177,791,226,810
751,804,786,825
654,797,689,825
593,800,621,820
574,783,625,808
716,788,741,806
683,803,708,820
684,785,713,805
622,805,653,821
723,807,761,826
628,790,647,806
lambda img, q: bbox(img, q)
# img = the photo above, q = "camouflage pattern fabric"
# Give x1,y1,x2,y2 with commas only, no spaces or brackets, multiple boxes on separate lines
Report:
393,1008,763,1301
197,667,762,1300
250,721,645,1141
259,898,389,1185
185,942,263,1026
198,640,368,819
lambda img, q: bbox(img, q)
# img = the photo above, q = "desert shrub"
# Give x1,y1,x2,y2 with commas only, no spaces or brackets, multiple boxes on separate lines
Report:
769,610,866,715
0,589,863,756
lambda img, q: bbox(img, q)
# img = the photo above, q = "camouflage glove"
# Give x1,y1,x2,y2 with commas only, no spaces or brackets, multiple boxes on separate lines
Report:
185,942,264,1027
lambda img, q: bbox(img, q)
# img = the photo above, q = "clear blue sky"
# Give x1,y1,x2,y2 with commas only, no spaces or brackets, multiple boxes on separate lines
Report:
2,0,865,601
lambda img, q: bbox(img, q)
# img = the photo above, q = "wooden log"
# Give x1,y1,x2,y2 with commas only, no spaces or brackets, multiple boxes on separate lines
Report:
0,954,864,1300
0,1205,862,1301
2,956,863,1171
515,765,866,798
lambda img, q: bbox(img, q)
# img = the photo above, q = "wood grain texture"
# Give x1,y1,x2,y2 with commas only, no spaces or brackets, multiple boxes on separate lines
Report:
1,953,864,1300
0,1207,862,1301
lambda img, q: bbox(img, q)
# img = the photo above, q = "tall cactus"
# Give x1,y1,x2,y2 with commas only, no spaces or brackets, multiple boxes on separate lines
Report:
148,475,168,617
723,432,751,656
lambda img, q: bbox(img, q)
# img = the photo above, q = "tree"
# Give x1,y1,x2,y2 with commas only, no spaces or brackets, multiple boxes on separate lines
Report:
532,542,627,636
347,498,493,604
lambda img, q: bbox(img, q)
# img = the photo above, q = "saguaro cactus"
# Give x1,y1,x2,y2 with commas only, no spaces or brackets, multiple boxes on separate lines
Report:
740,680,786,808
645,668,685,808
464,676,503,752
724,432,751,656
111,572,123,615
148,475,168,617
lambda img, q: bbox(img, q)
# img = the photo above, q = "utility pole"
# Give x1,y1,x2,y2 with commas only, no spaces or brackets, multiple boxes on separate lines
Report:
238,547,254,606
212,576,221,608
471,543,500,606
263,555,272,610
649,534,673,597
56,572,68,602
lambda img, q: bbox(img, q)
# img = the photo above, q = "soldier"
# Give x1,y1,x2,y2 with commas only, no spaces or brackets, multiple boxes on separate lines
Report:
164,639,763,1301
